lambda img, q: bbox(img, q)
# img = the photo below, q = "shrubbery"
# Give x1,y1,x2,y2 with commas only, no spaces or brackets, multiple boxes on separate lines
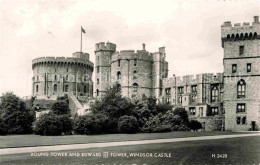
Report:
74,113,109,135
0,92,34,134
34,113,63,135
189,120,202,131
118,115,139,133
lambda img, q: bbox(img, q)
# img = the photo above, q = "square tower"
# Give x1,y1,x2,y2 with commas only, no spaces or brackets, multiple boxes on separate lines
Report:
222,16,260,131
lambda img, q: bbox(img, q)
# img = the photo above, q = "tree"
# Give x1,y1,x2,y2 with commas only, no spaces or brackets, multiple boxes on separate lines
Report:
118,115,139,133
172,107,189,125
0,92,34,134
59,115,73,135
156,103,173,115
73,113,110,135
51,100,70,115
34,113,63,136
189,120,202,131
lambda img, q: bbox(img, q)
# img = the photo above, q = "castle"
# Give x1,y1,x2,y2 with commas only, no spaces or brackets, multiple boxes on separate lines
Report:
32,16,260,131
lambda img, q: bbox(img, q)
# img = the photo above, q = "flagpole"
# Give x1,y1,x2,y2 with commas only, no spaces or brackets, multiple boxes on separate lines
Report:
80,26,82,52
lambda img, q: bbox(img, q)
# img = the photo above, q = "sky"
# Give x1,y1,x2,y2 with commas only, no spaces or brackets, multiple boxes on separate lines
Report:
0,0,259,97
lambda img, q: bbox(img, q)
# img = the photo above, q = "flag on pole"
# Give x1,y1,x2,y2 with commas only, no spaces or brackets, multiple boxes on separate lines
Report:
81,26,86,33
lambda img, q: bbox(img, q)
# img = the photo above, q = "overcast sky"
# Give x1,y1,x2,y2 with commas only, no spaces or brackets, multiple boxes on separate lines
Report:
0,0,259,97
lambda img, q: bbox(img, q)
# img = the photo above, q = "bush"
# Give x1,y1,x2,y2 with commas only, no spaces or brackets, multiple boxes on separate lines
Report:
59,115,73,135
51,101,70,115
0,92,34,134
34,113,63,136
118,115,139,134
74,114,109,135
142,116,171,133
172,108,189,124
0,118,7,135
189,120,202,131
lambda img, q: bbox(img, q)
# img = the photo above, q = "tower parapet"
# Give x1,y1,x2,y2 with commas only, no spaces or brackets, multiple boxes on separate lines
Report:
95,42,116,52
221,16,260,47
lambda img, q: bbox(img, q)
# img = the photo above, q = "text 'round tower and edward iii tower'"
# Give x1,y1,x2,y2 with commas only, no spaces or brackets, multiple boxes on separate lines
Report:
32,52,94,100
95,42,168,100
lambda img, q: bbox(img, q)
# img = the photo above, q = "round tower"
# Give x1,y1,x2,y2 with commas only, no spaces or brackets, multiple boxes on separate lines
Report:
32,52,94,100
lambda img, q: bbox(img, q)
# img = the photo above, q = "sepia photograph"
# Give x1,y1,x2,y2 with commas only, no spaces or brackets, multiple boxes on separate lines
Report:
0,0,259,164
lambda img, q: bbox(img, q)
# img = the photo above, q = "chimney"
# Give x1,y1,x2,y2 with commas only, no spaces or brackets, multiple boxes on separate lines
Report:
254,16,259,23
142,43,145,51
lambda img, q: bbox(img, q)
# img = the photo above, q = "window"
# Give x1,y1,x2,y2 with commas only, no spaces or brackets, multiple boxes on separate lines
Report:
66,75,69,81
237,117,241,125
247,63,251,72
165,88,171,96
97,56,99,63
55,68,57,72
199,107,203,117
211,107,218,115
54,75,57,81
239,46,244,55
117,71,121,80
133,71,137,79
242,117,246,125
191,85,197,94
211,85,219,102
178,87,184,94
84,85,87,93
67,68,69,72
97,79,99,85
237,103,246,113
232,64,237,73
65,84,69,92
96,89,99,96
237,79,246,98
36,85,38,92
97,67,99,73
166,98,170,104
178,96,182,103
159,88,162,96
237,116,246,125
133,83,138,92
53,84,57,92
189,108,196,115
37,76,39,81
118,59,121,67
134,59,137,66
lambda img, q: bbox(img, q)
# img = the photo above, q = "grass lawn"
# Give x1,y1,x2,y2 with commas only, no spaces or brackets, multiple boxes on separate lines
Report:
0,131,250,148
0,136,259,164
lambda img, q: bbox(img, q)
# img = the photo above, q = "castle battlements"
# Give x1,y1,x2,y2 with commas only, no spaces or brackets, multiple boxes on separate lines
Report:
111,49,153,62
95,42,116,52
221,16,260,40
32,56,94,70
162,73,223,87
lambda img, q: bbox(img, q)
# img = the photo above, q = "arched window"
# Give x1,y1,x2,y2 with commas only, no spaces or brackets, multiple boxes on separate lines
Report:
227,34,230,40
133,70,137,79
240,33,243,40
65,84,69,92
53,84,57,92
96,89,99,96
245,33,248,39
235,34,239,40
253,32,257,39
36,85,39,93
242,117,246,125
54,75,57,81
66,75,69,81
118,59,121,67
133,83,138,92
211,85,218,102
117,71,121,80
237,79,246,98
84,85,87,93
249,33,253,39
